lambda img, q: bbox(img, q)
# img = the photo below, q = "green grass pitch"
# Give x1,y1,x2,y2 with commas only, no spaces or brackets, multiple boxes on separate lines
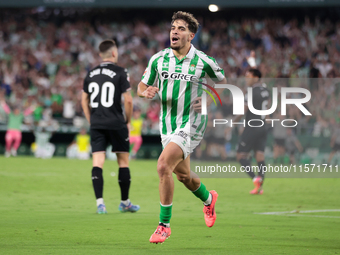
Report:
0,157,339,255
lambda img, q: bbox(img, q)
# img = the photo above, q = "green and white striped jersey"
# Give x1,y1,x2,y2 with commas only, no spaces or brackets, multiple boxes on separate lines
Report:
142,45,225,136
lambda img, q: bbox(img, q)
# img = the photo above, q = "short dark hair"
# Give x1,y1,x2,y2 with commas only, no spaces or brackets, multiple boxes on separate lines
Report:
99,40,116,53
171,11,199,34
248,68,262,79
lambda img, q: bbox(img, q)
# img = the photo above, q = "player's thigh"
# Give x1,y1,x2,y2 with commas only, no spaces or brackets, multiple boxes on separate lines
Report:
158,142,185,174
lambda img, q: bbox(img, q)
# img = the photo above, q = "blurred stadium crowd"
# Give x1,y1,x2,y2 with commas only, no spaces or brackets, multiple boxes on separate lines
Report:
0,9,340,139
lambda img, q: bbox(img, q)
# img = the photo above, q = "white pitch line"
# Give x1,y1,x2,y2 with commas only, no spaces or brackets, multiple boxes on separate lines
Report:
254,209,340,215
271,214,340,219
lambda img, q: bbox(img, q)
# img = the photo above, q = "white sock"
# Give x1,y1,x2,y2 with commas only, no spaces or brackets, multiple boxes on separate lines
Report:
159,222,170,228
96,198,104,206
203,193,212,206
121,199,130,206
253,176,262,182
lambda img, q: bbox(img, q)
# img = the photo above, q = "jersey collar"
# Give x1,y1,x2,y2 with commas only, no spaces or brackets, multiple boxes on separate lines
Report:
100,61,116,65
252,82,263,88
169,44,196,60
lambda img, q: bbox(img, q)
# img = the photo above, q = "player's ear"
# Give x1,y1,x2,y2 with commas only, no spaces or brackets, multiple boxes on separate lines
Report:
189,32,195,41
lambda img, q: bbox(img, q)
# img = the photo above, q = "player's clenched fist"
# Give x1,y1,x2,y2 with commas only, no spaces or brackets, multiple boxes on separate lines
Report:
193,97,202,113
142,86,159,99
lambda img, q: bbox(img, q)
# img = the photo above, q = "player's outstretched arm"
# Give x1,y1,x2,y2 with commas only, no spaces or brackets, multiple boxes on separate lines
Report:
0,100,11,114
137,81,159,99
81,91,91,124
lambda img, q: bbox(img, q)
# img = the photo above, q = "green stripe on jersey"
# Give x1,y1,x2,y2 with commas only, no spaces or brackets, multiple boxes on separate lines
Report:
201,58,217,79
192,80,203,129
181,55,199,128
170,60,183,131
147,56,161,85
196,115,206,133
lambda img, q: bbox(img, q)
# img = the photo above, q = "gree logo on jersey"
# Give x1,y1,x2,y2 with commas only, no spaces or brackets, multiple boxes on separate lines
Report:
161,71,196,82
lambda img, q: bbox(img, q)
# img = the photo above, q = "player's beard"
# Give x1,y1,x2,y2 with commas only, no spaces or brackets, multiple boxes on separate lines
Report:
170,45,181,51
170,38,185,51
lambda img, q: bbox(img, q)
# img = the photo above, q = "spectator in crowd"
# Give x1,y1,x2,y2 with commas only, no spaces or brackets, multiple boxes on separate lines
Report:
0,98,35,157
33,126,55,159
130,106,144,159
66,128,91,160
285,128,303,164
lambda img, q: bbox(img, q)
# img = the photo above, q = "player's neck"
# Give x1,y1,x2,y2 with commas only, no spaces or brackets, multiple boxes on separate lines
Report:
102,58,117,64
172,44,191,61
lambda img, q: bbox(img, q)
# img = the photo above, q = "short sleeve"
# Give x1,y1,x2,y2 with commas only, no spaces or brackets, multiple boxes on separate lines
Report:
202,56,225,82
120,69,131,93
141,55,159,86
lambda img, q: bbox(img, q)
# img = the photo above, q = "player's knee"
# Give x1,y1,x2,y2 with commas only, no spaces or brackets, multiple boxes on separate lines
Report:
157,160,171,178
236,153,243,161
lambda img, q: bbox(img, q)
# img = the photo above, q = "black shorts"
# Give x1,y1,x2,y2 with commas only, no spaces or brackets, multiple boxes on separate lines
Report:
91,128,129,153
287,148,296,156
332,143,340,152
275,138,285,147
237,127,267,153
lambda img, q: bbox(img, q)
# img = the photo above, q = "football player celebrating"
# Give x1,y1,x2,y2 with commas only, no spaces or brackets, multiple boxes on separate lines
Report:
138,11,227,243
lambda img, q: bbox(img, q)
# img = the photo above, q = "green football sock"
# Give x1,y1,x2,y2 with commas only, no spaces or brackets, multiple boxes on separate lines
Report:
159,203,172,224
192,182,210,202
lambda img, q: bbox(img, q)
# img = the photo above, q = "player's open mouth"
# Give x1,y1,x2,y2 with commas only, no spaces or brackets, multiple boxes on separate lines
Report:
171,37,179,43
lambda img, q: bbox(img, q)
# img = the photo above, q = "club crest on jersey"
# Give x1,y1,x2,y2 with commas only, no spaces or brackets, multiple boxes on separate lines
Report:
189,64,195,72
161,71,197,82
